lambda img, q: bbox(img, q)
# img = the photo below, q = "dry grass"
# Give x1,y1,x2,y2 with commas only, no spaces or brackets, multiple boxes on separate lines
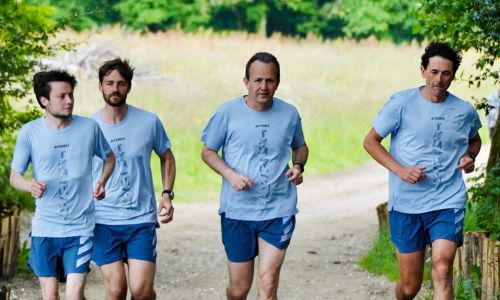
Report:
49,27,493,201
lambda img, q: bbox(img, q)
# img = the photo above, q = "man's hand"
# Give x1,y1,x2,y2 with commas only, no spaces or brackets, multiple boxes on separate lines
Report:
457,155,475,173
92,180,106,200
395,166,426,184
157,196,174,224
227,172,253,191
286,165,303,185
31,180,46,198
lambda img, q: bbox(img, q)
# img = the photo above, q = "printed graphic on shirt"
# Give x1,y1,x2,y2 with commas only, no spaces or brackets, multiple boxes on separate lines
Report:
431,117,444,185
114,141,132,206
257,126,271,198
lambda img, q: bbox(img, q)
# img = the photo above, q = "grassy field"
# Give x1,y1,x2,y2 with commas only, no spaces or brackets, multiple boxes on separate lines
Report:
53,28,493,202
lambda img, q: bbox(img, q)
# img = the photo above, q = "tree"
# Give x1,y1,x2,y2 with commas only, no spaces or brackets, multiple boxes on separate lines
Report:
0,1,68,208
338,0,423,43
416,0,500,172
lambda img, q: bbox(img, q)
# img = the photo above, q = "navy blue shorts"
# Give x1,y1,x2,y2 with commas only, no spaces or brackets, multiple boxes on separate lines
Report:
29,236,93,277
92,223,157,266
221,214,296,262
389,208,465,253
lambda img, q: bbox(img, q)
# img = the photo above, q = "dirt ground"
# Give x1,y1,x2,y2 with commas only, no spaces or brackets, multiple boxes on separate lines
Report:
3,162,396,299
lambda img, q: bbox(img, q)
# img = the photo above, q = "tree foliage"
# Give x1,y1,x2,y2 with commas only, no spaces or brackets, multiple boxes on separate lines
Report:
0,1,68,209
26,0,422,42
338,0,423,43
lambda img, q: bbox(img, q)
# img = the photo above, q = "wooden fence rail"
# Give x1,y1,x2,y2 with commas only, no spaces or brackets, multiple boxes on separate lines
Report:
0,203,20,281
454,231,500,300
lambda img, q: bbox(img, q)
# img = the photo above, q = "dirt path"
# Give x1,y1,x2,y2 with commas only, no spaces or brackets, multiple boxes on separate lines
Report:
5,162,394,299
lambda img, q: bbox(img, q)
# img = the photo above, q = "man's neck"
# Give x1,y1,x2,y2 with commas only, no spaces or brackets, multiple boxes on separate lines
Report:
420,86,448,103
101,103,128,124
44,114,72,130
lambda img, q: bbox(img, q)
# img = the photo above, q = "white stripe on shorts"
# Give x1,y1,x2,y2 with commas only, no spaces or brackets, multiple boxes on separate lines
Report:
76,253,91,268
78,240,93,255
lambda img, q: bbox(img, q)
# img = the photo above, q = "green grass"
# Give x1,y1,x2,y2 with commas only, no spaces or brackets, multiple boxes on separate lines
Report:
358,227,431,282
358,227,401,281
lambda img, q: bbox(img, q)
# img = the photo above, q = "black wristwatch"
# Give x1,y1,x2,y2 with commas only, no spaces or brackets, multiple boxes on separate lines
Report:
162,189,174,200
293,162,305,173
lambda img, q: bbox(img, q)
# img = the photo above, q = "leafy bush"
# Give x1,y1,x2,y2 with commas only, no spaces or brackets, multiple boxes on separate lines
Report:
465,163,500,240
1,1,69,209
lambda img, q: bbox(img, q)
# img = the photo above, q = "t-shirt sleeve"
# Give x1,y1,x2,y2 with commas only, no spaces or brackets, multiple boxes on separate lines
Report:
373,95,403,138
200,109,227,152
468,107,482,138
93,124,112,160
11,125,31,174
152,116,172,156
291,113,306,149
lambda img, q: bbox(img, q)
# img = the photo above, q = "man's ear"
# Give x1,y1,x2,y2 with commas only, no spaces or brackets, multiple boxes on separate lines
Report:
40,96,49,107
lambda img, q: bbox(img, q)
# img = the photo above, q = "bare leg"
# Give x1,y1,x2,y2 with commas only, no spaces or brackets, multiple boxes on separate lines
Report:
395,249,425,300
227,260,254,300
65,273,87,300
128,259,156,300
431,239,457,300
256,238,287,300
100,261,128,300
39,277,59,300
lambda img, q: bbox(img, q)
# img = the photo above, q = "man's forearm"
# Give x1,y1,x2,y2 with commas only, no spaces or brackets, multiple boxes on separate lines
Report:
292,144,309,165
98,152,115,186
160,149,176,190
201,145,235,179
9,170,32,193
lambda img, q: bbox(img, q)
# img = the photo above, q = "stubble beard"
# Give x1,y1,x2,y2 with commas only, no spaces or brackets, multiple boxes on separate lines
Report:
103,92,127,107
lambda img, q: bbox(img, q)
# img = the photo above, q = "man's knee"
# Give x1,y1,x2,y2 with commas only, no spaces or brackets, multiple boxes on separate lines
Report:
227,278,252,299
107,285,127,300
130,285,156,300
258,269,280,295
397,278,422,299
432,259,453,283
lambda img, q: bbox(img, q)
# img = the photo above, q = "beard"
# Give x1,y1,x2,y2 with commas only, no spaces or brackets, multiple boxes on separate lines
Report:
51,112,72,120
103,92,127,107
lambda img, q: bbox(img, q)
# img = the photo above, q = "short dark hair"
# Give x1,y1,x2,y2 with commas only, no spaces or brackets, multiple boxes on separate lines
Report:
98,58,134,85
245,52,280,82
421,42,462,73
33,70,77,109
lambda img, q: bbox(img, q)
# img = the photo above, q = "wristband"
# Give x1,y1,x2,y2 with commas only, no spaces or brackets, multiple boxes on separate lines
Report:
162,189,174,200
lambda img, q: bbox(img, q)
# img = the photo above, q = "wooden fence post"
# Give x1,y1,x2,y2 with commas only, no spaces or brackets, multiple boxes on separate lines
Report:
0,203,21,280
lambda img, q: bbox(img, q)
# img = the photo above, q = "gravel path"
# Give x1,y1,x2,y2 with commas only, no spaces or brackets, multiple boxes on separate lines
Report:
4,162,394,299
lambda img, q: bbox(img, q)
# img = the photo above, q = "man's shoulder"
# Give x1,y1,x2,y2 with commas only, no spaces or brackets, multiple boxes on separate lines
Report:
273,97,299,112
218,97,242,110
127,105,160,122
390,87,419,101
447,93,475,111
73,115,99,128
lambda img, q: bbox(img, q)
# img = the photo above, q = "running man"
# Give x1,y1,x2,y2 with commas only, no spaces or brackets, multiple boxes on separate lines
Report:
91,58,176,299
201,52,309,300
10,70,115,300
363,42,482,300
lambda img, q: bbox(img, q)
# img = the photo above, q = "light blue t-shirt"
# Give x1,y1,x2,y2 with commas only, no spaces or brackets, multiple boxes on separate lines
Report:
201,97,306,221
11,116,112,237
92,105,171,225
373,87,482,213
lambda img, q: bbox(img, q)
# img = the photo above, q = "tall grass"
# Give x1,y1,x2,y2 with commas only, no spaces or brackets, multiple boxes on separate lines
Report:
53,28,493,202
